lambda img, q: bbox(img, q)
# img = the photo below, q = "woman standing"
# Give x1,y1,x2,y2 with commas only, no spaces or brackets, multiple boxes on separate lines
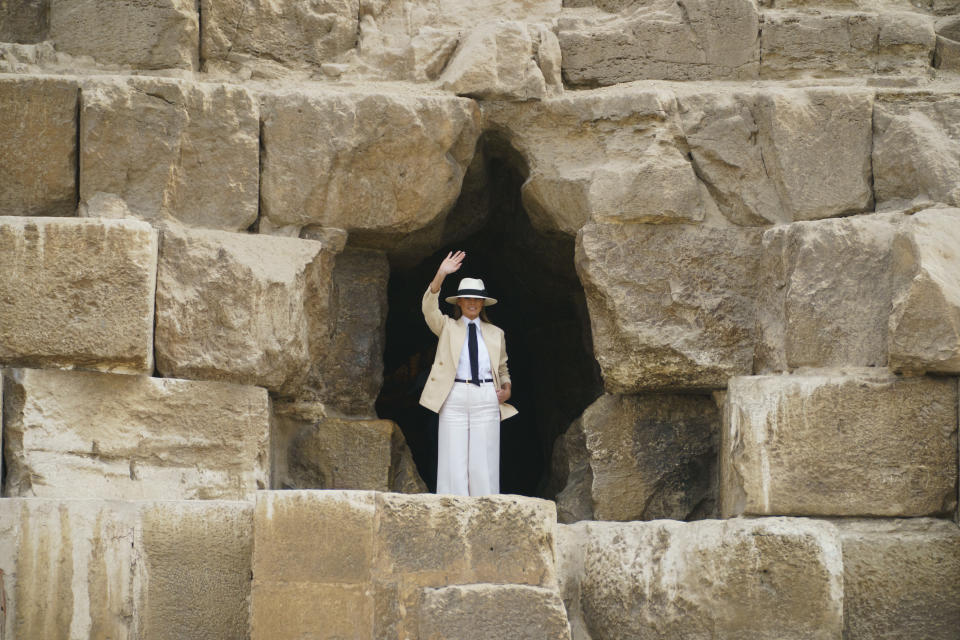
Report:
419,250,517,496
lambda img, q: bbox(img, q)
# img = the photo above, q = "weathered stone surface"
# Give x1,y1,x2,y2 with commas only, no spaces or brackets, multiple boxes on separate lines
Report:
251,491,558,639
3,368,271,500
760,11,935,78
0,76,77,217
0,498,253,640
552,415,594,524
679,86,873,224
889,208,960,373
560,518,843,640
80,77,259,231
720,369,958,517
49,0,199,70
438,20,560,100
935,16,960,71
556,393,719,523
260,88,480,248
155,224,335,396
201,0,358,75
873,91,960,210
576,222,763,392
838,518,960,640
558,0,760,86
755,212,902,372
0,217,157,373
484,87,705,235
421,584,571,640
0,0,48,43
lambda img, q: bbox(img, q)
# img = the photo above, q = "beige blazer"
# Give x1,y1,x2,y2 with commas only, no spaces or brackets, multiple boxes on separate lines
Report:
418,286,518,421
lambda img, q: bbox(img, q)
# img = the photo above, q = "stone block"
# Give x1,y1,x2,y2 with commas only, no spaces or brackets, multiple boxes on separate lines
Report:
755,212,902,372
576,222,763,392
0,76,77,217
877,11,937,74
251,582,374,640
0,498,253,640
889,208,960,373
838,518,960,640
873,91,960,210
48,0,199,70
558,0,760,86
2,368,271,500
420,584,571,640
80,77,259,231
484,87,706,235
563,518,843,640
0,217,157,373
0,0,48,43
260,89,480,248
154,224,335,395
720,369,958,517
201,0,358,75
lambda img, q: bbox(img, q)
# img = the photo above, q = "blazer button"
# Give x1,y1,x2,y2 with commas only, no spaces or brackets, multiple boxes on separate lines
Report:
430,377,435,381
439,362,443,366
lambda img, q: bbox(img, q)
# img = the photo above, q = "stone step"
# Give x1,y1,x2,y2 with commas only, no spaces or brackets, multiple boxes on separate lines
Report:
250,490,567,640
0,497,253,640
720,368,958,518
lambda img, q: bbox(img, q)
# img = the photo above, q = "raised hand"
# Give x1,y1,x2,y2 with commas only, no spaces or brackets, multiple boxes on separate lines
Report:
438,250,465,276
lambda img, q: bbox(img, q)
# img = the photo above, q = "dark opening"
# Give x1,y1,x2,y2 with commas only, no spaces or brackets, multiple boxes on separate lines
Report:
376,140,603,497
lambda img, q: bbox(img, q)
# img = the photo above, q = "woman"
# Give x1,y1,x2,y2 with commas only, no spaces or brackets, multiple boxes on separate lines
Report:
419,250,517,496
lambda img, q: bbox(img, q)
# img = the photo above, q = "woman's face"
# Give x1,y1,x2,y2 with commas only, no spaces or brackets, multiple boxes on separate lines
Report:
457,297,483,320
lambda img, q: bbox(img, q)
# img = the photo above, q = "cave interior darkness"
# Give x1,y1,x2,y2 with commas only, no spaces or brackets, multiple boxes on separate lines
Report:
375,139,603,497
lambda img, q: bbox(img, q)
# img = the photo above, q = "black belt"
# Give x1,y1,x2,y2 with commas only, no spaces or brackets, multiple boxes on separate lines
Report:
454,378,493,383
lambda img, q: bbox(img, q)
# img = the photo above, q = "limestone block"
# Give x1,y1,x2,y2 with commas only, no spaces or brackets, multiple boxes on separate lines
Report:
877,11,937,74
755,213,902,372
679,87,873,224
201,0,358,74
0,0,48,42
838,519,960,640
2,368,271,500
260,89,480,248
889,208,960,373
80,77,259,231
558,0,760,86
420,584,571,640
484,88,705,235
0,76,77,217
576,222,763,392
873,91,960,210
49,0,199,70
552,416,594,524
760,12,874,78
0,217,157,373
720,370,958,517
439,20,560,101
0,498,253,640
564,518,843,640
935,34,960,70
155,224,335,395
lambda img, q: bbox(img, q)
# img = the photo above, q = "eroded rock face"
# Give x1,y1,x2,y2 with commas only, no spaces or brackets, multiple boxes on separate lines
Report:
838,519,960,640
251,491,558,640
0,498,253,640
48,0,199,70
154,224,336,396
420,584,571,640
720,369,958,518
260,88,481,248
3,368,271,501
559,518,844,640
558,0,760,86
577,222,763,392
555,393,719,523
889,208,960,373
873,91,960,210
80,77,259,231
0,0,48,43
0,76,77,217
0,217,157,374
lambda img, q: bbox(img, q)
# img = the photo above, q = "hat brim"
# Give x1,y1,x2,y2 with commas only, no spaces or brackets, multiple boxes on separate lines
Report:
445,294,497,306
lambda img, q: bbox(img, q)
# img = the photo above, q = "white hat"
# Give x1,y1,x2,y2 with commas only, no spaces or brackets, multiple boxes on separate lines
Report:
445,277,498,306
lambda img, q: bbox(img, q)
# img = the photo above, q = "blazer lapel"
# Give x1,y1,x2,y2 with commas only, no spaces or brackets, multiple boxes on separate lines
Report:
449,318,467,363
480,322,500,363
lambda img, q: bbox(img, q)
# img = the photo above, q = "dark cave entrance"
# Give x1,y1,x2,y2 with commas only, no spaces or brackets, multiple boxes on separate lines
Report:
375,141,603,497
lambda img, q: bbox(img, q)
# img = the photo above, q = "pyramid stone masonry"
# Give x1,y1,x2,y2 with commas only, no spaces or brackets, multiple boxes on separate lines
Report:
1,0,960,638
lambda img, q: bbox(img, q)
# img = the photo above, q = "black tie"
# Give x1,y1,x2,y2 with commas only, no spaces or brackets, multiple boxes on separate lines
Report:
468,322,480,386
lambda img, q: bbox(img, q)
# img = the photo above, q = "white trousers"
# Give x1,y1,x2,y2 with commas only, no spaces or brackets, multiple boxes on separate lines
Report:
436,381,501,496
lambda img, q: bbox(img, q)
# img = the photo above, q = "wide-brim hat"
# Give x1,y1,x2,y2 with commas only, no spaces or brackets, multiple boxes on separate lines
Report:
445,277,497,306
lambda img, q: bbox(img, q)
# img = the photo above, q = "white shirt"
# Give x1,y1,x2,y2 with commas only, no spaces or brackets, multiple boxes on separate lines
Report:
455,316,492,381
